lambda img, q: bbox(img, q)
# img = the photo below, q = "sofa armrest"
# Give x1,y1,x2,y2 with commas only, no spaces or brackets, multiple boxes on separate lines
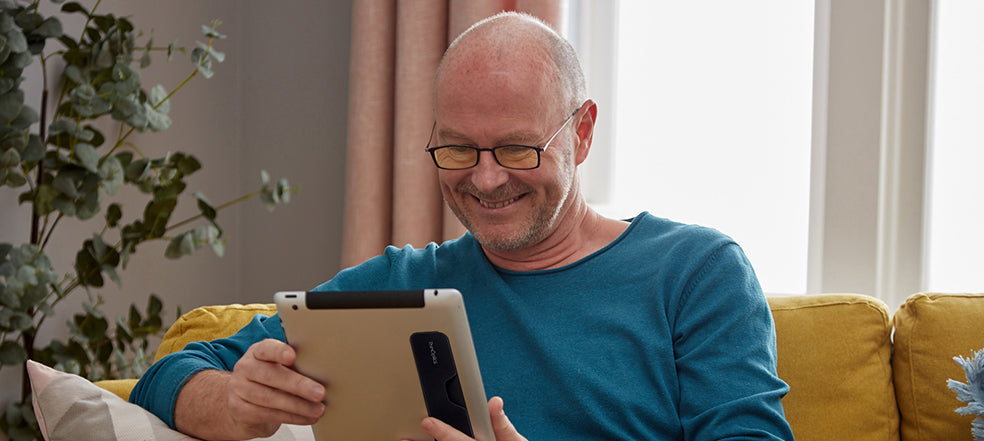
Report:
154,303,277,361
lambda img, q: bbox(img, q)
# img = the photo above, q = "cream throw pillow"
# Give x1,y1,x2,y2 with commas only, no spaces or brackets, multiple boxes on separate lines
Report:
27,360,313,441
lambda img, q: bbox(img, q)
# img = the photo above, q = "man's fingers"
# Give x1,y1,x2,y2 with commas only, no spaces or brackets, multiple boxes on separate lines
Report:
419,417,471,441
416,396,527,441
240,339,326,403
250,338,297,365
230,376,325,421
488,397,528,441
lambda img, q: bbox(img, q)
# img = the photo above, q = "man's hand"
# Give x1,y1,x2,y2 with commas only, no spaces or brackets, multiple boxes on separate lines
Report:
175,339,326,440
414,396,528,441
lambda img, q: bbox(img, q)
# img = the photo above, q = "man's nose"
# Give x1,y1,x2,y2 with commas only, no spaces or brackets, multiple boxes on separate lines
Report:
470,150,509,191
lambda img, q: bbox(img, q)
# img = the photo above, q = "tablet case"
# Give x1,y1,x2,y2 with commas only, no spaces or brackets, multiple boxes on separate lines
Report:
274,289,495,441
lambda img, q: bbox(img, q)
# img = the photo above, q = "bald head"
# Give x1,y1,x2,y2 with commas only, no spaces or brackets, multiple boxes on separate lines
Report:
435,12,587,114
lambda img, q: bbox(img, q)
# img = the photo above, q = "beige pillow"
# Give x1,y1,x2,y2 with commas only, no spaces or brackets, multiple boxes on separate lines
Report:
893,292,984,441
768,294,899,441
27,360,313,441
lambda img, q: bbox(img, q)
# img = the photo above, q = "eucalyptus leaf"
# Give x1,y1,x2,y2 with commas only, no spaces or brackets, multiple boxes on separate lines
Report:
125,158,151,183
94,41,113,69
9,312,32,331
3,27,27,53
164,232,194,259
33,184,57,215
193,191,216,221
0,77,21,95
74,143,100,172
0,289,18,309
201,24,226,39
0,89,24,123
144,101,171,132
195,41,224,63
20,134,42,163
52,171,80,199
0,308,12,328
166,39,178,60
5,170,27,188
99,156,124,195
102,264,120,288
10,105,38,129
276,178,291,204
0,340,28,365
174,153,201,175
70,84,111,117
6,50,32,69
15,265,37,286
76,190,101,219
38,302,54,318
60,2,88,15
34,17,63,38
106,203,122,227
0,128,28,152
0,148,18,167
125,104,148,130
64,64,85,84
50,196,76,217
260,190,275,212
210,239,225,258
191,48,214,78
147,295,162,316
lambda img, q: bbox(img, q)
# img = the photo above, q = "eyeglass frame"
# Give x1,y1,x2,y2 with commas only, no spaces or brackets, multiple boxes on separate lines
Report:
424,106,581,170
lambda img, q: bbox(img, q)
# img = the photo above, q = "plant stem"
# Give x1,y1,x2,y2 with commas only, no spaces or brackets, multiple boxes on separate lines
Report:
165,190,260,232
40,213,64,251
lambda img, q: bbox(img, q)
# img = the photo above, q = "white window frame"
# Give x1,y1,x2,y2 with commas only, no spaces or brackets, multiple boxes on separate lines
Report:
569,0,934,309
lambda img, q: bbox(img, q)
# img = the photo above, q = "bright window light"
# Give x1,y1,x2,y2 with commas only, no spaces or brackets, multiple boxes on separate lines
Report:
925,2,984,293
597,1,815,295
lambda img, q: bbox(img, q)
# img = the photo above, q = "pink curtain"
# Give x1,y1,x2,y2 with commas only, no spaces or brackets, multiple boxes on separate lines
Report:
341,0,563,268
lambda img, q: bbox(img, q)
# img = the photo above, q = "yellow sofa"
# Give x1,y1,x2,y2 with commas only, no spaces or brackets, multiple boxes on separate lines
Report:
99,292,984,441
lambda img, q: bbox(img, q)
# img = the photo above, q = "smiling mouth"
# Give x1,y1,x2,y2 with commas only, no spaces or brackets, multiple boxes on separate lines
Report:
478,195,521,209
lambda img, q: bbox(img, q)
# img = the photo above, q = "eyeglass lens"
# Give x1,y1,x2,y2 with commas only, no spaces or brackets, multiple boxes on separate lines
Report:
432,145,539,170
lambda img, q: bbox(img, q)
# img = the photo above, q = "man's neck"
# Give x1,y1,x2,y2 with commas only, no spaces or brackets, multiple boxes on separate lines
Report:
480,200,629,272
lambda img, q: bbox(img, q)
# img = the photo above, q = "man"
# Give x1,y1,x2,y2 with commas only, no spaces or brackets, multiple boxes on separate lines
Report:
131,12,795,441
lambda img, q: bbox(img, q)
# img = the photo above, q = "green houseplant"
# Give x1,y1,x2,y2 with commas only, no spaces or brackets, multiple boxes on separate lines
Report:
0,1,294,440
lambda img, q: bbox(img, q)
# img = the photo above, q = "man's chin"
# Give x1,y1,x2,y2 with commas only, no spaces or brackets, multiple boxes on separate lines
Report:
470,222,542,252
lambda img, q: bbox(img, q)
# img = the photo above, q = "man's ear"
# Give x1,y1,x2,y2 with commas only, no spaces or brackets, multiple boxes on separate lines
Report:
573,99,598,166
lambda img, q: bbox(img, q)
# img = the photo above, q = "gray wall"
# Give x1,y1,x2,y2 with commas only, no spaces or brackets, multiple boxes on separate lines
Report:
0,0,351,412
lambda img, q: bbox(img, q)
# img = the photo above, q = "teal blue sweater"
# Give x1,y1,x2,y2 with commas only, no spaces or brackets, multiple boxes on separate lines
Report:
131,212,793,440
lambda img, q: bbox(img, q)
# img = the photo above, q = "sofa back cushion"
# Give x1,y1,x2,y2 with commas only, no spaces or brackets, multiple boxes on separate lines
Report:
154,303,277,361
893,292,984,441
768,294,899,441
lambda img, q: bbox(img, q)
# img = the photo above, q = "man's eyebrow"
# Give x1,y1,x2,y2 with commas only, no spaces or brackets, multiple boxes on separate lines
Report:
436,127,543,146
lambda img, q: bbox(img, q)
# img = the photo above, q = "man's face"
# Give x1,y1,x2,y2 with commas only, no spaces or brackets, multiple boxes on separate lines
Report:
433,58,580,252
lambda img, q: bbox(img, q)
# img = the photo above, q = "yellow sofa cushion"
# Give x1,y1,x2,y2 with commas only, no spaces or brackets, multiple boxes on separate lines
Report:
768,294,899,441
893,292,984,441
154,303,277,361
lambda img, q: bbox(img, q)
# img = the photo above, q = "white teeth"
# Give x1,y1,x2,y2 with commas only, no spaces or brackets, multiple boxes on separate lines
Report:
479,196,518,209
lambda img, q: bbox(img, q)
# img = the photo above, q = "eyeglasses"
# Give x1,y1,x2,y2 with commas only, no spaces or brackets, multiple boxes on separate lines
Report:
424,107,580,170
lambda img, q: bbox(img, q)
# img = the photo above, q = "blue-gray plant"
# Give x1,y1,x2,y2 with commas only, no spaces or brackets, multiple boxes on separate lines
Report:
0,2,294,440
949,349,984,441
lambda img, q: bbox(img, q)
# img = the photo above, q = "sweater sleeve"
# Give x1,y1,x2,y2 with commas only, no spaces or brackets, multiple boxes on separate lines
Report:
672,243,794,441
128,313,285,429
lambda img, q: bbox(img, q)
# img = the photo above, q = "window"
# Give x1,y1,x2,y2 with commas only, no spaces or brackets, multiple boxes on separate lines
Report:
571,1,815,295
925,1,984,293
572,1,979,308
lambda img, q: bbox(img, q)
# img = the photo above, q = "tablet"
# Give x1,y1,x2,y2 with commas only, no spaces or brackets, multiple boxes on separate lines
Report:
274,289,495,441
